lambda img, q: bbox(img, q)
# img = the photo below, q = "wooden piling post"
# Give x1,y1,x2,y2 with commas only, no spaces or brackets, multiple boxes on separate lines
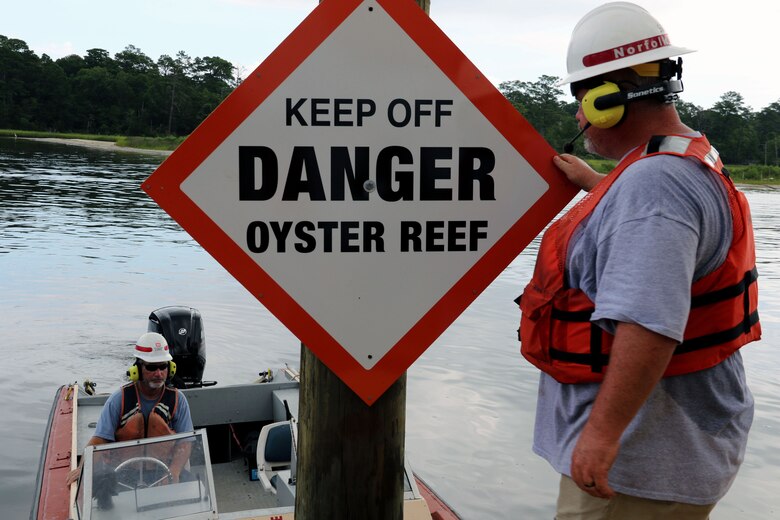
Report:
295,2,430,518
296,344,406,519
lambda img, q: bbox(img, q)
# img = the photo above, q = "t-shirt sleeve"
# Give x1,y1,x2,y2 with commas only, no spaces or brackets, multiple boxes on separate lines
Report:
576,155,730,342
590,214,699,341
93,390,122,442
172,392,194,434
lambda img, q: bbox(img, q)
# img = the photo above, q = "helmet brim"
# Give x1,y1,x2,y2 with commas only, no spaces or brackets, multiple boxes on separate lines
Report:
559,45,695,86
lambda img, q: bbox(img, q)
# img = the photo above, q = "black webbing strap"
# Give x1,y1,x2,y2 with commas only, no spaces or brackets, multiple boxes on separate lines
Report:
646,135,666,155
690,268,758,308
675,310,759,354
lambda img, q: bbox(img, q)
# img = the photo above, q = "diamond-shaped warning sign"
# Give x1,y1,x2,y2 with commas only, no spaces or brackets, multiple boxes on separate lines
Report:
142,0,576,404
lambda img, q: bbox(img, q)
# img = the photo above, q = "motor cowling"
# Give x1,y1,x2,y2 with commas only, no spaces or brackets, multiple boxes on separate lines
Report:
148,306,206,388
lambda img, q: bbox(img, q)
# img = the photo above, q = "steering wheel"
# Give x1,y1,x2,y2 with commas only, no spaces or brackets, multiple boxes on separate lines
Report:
114,456,173,490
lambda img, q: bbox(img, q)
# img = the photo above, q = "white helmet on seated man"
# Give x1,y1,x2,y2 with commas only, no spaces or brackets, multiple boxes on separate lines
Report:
128,332,176,387
135,332,173,363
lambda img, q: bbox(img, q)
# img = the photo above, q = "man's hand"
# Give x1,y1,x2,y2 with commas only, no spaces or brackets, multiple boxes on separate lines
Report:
64,436,110,487
553,154,605,192
570,322,677,498
571,421,620,498
65,466,81,486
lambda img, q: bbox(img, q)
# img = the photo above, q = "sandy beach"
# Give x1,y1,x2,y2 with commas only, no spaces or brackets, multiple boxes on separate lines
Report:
23,137,173,156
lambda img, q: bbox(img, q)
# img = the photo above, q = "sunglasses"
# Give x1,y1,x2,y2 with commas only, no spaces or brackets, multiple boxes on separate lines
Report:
142,363,169,372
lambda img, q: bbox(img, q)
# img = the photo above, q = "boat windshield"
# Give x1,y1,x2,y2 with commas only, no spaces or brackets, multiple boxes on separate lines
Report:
74,429,217,520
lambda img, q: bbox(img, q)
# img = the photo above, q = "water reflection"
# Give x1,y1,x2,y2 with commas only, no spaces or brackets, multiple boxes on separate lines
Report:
1,138,778,519
0,139,179,257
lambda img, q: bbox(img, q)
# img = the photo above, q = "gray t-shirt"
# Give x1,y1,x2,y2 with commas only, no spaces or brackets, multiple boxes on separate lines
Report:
532,149,754,505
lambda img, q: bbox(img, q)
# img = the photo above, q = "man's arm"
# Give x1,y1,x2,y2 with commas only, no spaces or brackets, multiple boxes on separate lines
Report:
65,436,111,486
168,441,193,483
169,392,195,482
569,322,677,498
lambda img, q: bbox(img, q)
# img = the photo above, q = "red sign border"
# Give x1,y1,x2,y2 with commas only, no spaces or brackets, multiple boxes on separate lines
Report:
142,0,576,404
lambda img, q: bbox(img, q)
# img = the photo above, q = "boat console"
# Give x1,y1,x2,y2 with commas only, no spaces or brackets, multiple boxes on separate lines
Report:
74,430,217,520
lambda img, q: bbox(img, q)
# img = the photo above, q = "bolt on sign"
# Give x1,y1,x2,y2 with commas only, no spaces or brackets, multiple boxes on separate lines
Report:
142,0,577,404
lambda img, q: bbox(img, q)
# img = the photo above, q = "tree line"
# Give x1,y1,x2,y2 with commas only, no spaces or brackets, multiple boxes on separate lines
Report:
2,35,779,165
0,35,237,137
500,76,780,166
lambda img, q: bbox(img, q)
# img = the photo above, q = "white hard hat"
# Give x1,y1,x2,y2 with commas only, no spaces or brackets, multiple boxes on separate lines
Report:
560,2,695,85
134,332,173,363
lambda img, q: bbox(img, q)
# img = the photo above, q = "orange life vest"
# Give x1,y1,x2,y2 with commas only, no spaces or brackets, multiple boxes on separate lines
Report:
518,135,760,384
115,382,178,442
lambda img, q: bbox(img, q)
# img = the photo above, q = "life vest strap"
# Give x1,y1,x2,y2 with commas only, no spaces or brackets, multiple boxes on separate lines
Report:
550,342,609,370
676,310,759,355
551,307,593,322
691,268,758,308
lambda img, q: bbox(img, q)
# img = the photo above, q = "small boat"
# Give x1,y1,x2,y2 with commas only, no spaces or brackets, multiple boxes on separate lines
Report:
30,306,459,520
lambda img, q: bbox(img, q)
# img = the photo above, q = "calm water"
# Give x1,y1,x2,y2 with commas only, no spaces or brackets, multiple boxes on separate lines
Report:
1,137,778,519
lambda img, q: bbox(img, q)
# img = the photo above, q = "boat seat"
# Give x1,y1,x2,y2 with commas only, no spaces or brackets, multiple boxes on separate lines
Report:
256,421,293,493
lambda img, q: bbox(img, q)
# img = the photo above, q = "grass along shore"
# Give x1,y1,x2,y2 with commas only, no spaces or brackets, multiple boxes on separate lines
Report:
588,159,780,185
3,129,778,185
0,129,185,152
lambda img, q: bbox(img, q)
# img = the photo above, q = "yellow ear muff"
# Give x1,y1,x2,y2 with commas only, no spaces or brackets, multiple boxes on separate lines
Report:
127,364,140,382
581,81,625,129
127,361,176,381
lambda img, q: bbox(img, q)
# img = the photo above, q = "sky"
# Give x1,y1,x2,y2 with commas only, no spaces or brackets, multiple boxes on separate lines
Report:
3,0,777,112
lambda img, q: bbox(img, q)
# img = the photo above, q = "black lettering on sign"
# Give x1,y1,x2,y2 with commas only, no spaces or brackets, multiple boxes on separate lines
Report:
285,98,377,126
419,147,452,201
239,146,278,201
331,147,370,201
286,98,307,126
400,220,489,252
458,148,496,201
318,221,338,253
282,147,326,201
247,221,386,254
376,146,414,201
387,98,454,127
295,221,316,253
239,145,496,202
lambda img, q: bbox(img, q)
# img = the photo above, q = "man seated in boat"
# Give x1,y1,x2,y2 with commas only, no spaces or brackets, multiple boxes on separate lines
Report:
66,332,194,486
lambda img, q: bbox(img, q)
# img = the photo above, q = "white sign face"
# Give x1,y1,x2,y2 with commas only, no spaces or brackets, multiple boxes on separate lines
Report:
144,0,575,403
179,3,548,370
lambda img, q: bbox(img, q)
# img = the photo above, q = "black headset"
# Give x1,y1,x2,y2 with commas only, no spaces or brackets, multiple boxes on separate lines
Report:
562,59,684,152
575,58,684,129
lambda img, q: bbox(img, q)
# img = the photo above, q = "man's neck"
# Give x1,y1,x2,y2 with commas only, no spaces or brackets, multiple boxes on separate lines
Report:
608,105,693,160
137,381,165,400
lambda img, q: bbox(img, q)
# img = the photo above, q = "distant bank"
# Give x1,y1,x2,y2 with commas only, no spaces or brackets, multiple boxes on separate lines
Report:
20,137,173,156
7,134,778,187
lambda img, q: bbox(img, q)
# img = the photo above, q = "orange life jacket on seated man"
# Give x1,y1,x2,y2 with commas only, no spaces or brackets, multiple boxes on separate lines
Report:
518,135,761,384
115,382,178,441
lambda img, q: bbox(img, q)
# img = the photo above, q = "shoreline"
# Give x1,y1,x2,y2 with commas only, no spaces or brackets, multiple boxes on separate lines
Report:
13,137,779,189
21,137,173,156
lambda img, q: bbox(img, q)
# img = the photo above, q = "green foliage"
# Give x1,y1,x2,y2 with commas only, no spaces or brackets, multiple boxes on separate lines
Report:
500,73,780,166
586,159,616,174
727,164,780,182
499,76,580,154
3,32,780,165
115,135,186,150
0,35,238,137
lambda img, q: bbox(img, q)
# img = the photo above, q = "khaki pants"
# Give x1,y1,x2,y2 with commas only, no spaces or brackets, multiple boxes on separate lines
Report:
556,475,716,520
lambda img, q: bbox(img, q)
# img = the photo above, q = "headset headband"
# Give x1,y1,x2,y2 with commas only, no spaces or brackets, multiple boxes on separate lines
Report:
593,79,684,110
571,57,683,97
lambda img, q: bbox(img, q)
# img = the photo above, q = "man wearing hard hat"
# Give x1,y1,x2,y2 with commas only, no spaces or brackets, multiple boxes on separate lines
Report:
517,2,760,518
66,332,194,487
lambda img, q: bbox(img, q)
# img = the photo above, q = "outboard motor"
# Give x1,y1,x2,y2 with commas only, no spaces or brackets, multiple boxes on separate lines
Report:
148,306,213,388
